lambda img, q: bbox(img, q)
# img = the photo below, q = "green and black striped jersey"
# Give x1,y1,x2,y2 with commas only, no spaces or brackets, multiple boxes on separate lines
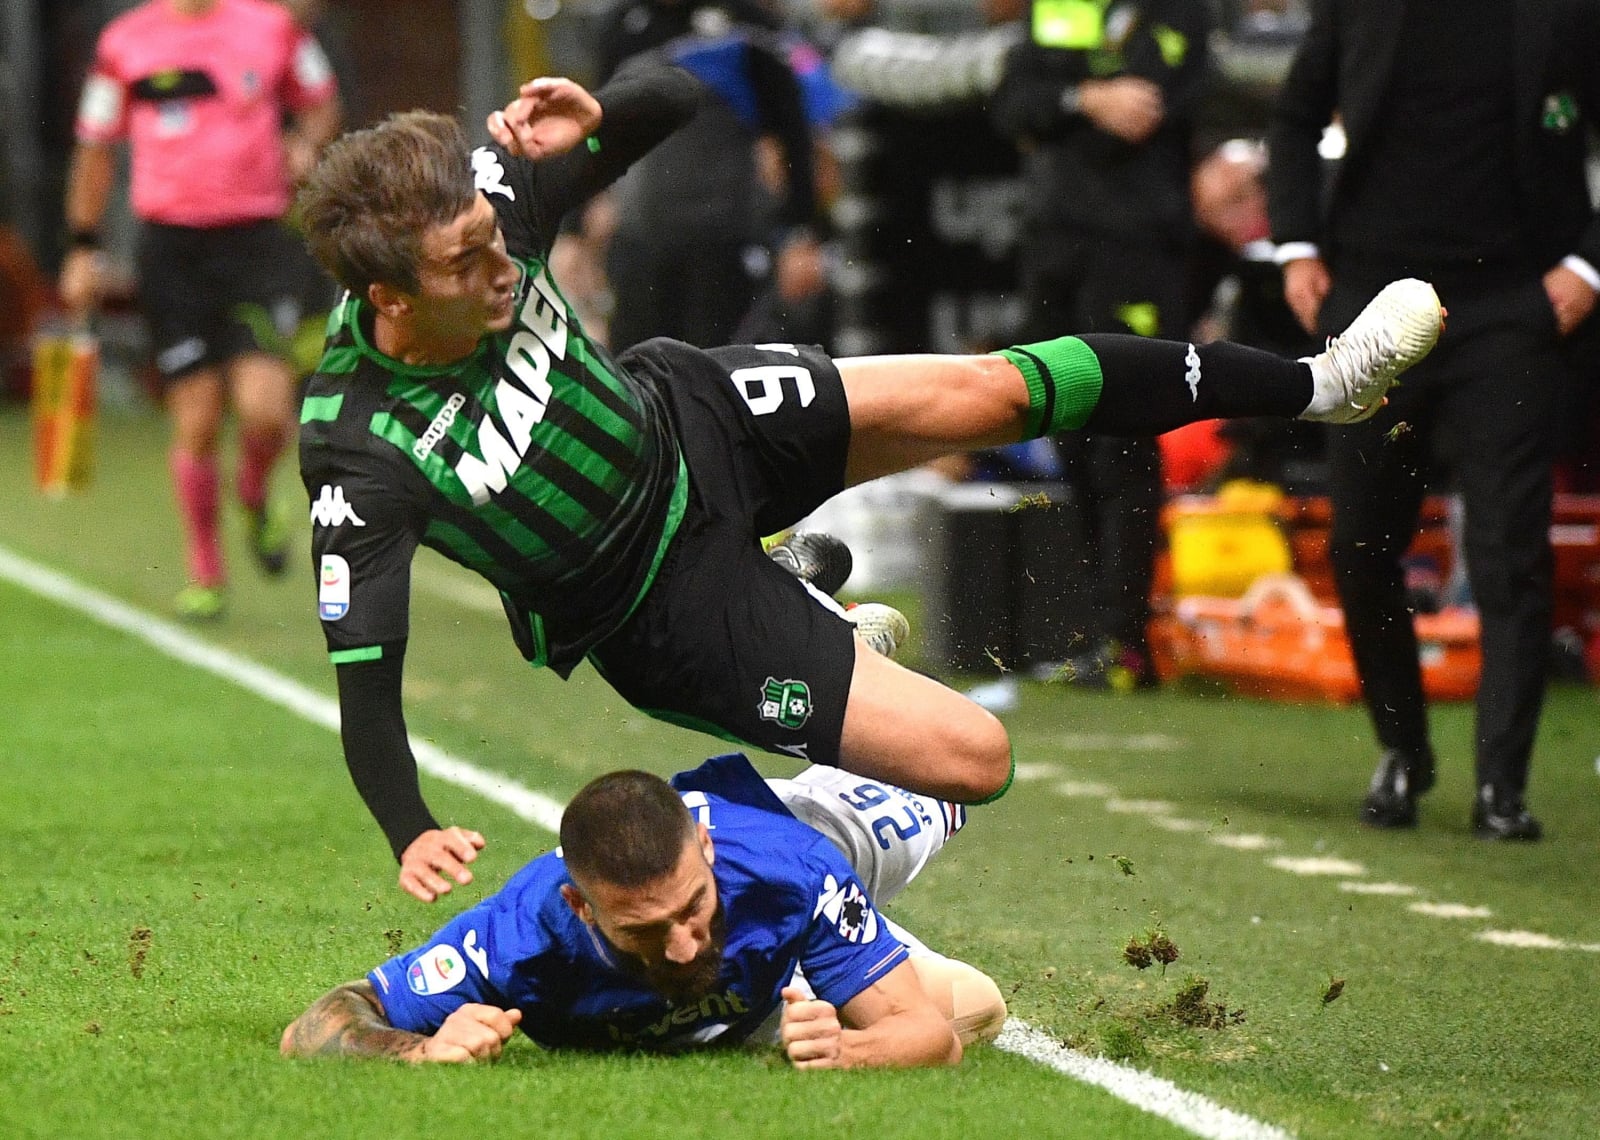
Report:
299,92,699,676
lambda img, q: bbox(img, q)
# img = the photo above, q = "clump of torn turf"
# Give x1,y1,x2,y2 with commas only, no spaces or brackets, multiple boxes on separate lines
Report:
1008,491,1053,512
1022,933,1252,1064
127,927,152,980
1123,929,1180,973
1162,976,1246,1030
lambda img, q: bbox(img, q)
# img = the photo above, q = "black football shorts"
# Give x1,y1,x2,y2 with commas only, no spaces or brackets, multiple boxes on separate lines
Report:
589,338,858,767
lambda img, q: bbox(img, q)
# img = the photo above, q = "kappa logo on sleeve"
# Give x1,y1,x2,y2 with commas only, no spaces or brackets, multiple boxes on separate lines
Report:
472,148,516,201
310,484,365,527
318,555,351,620
407,944,467,995
813,873,878,945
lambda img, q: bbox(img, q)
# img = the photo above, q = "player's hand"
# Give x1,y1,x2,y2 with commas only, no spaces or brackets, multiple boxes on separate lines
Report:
1079,76,1165,144
399,826,486,902
487,78,602,160
58,247,104,318
1544,262,1598,337
417,1004,522,1063
1283,255,1332,336
780,985,845,1069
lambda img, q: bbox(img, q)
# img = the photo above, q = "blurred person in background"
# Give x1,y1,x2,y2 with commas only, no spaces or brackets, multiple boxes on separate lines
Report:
1267,0,1600,839
1170,138,1321,495
281,757,1003,1067
59,0,339,620
989,0,1214,689
590,0,823,352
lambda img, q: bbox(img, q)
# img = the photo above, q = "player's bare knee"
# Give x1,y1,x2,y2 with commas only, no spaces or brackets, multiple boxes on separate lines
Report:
952,707,1011,802
953,969,1008,1046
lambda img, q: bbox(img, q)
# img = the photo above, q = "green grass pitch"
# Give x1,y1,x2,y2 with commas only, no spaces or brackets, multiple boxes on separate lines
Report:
2,405,1599,1139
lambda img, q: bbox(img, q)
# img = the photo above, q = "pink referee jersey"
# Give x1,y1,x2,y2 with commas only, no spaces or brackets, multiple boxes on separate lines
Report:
74,0,336,228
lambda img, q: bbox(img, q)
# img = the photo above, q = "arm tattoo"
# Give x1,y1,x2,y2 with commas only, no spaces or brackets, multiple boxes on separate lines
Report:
284,980,427,1061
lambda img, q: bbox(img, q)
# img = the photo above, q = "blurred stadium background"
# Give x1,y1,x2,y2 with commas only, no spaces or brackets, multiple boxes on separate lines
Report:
4,3,1600,1137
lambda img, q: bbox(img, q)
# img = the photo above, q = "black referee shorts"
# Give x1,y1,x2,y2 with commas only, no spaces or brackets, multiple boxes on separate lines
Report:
590,338,858,767
136,219,324,383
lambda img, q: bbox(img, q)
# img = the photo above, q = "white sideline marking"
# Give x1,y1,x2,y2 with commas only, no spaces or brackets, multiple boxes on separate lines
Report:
1210,834,1282,851
1476,930,1568,950
1150,816,1212,833
1268,856,1366,877
1,544,1294,1140
1409,902,1492,920
996,1023,1293,1140
1012,761,1065,782
1042,738,1597,954
1338,882,1419,896
1105,798,1177,815
1055,779,1118,798
1052,733,1187,752
0,545,564,834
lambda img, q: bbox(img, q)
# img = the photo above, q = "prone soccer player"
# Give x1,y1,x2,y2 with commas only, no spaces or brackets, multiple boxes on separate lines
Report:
281,756,1004,1067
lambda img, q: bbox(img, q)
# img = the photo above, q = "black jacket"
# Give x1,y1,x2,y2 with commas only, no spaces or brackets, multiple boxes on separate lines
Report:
989,0,1212,241
1267,0,1600,273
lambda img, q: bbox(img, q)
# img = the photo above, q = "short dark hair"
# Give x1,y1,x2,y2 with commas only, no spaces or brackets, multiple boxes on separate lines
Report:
560,771,696,888
296,110,477,297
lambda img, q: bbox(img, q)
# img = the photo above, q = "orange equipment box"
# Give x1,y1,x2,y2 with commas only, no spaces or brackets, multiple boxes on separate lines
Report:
1148,574,1481,703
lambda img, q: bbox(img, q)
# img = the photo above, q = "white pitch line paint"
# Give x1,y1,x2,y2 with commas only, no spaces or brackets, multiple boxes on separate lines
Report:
1052,733,1187,752
1210,834,1282,851
0,544,1294,1140
1054,779,1118,798
995,1023,1293,1140
1475,930,1568,950
1338,881,1420,896
0,545,565,834
1409,902,1493,920
1268,856,1367,877
1105,798,1177,815
1150,816,1212,833
1012,761,1065,782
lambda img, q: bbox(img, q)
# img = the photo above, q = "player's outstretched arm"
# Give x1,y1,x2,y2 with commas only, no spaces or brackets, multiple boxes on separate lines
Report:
487,77,601,161
780,961,961,1069
334,655,485,901
281,980,521,1063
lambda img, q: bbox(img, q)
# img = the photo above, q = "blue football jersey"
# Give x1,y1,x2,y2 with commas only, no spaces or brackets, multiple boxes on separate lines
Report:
368,754,909,1051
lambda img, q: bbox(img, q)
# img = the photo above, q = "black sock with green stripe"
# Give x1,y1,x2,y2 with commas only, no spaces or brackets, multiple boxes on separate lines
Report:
996,334,1312,438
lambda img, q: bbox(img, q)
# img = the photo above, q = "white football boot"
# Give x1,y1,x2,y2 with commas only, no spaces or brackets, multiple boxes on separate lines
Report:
1300,277,1444,424
846,602,911,660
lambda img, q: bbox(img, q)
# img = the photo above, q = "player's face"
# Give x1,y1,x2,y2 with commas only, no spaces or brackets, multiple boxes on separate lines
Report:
575,827,727,1005
409,193,520,338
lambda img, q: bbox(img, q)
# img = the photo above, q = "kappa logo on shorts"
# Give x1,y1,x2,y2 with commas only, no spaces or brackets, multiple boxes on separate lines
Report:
759,677,813,729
